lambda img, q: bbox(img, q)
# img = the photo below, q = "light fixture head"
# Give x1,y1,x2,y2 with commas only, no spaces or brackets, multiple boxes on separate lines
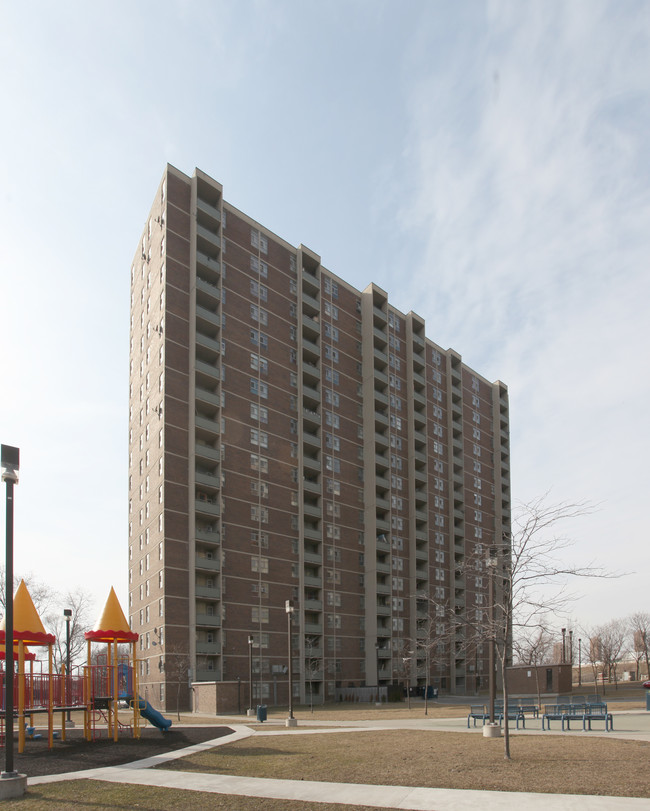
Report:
1,444,19,484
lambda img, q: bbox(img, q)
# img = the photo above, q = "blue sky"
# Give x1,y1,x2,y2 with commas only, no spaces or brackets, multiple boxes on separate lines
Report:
1,0,648,632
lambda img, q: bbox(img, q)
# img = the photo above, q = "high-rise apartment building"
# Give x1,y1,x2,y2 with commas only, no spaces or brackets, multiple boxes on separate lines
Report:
128,165,511,710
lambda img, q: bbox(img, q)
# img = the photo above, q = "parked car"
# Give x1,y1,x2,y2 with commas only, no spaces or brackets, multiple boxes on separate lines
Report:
642,680,650,689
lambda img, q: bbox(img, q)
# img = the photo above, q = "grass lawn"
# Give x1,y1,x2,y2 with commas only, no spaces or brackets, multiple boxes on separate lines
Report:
2,780,386,811
159,729,650,798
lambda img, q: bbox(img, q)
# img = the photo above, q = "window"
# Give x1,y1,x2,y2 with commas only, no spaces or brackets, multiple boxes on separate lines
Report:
250,354,268,374
251,480,269,498
250,280,268,301
325,411,340,428
325,456,340,473
250,304,268,325
251,557,269,573
324,323,339,342
250,403,269,423
251,228,268,253
251,530,269,548
250,379,269,399
325,390,340,407
326,478,341,495
252,606,269,623
325,368,339,385
325,433,340,451
250,454,269,472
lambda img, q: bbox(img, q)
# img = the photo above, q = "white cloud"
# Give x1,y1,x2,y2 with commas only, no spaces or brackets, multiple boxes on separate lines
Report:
395,1,650,623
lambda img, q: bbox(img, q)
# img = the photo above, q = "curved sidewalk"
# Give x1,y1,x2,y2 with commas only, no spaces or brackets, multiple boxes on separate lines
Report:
28,716,650,810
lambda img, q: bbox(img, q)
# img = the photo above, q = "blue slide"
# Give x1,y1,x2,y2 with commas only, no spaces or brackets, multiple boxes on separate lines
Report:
136,696,172,732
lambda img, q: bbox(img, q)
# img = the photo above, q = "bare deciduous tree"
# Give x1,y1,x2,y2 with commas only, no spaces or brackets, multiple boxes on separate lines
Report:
447,495,613,760
629,612,650,680
47,588,94,673
0,567,55,617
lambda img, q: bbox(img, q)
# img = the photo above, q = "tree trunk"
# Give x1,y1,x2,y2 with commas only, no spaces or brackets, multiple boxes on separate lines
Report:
501,652,511,760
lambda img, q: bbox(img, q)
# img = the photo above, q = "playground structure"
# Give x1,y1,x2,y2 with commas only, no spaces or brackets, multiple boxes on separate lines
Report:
0,582,171,752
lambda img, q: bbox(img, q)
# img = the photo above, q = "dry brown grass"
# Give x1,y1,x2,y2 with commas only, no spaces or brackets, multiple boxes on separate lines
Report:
4,780,387,811
160,729,650,798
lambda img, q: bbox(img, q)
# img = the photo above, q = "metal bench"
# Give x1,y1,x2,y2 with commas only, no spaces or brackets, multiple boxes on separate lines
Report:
498,707,526,729
542,703,580,731
467,704,489,728
517,702,539,718
582,703,613,731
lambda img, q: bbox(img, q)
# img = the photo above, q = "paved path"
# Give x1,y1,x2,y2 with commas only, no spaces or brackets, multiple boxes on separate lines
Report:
27,713,650,810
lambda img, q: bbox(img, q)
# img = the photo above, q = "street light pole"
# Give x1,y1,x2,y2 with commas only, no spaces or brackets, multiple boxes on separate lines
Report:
64,609,72,722
486,549,497,725
285,600,297,727
247,634,254,714
578,638,582,687
2,444,20,780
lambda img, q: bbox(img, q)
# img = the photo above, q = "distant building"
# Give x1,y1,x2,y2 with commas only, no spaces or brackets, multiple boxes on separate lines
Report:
128,165,511,710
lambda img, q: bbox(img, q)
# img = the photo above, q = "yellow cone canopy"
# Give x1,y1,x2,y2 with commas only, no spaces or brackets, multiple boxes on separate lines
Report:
85,587,138,643
0,579,55,646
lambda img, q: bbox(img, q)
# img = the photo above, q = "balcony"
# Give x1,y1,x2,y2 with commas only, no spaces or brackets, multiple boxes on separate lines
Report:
302,313,320,337
196,331,222,355
196,640,221,655
373,305,386,323
412,370,425,388
303,455,321,474
304,621,323,634
303,477,320,495
195,415,220,437
302,268,319,293
196,304,221,329
196,526,220,544
195,584,220,599
373,326,387,346
303,501,321,520
196,386,220,408
302,383,320,403
195,553,220,571
196,251,221,278
196,613,221,627
374,389,388,407
375,495,390,511
302,291,320,313
197,223,222,252
195,469,220,488
196,276,221,303
197,196,221,222
303,430,320,449
195,496,220,517
303,524,321,542
195,668,221,681
374,347,388,366
195,441,220,463
195,358,220,381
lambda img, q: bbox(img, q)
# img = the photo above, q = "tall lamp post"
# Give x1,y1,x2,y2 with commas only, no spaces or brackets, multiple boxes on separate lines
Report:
285,600,297,727
2,444,20,783
486,549,497,725
63,609,72,722
247,634,254,715
578,638,582,687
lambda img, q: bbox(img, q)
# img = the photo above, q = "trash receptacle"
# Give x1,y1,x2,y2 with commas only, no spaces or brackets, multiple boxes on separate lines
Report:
256,704,267,722
646,692,650,712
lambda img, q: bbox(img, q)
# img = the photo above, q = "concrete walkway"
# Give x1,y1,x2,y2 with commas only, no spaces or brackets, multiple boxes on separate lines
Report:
27,713,650,810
